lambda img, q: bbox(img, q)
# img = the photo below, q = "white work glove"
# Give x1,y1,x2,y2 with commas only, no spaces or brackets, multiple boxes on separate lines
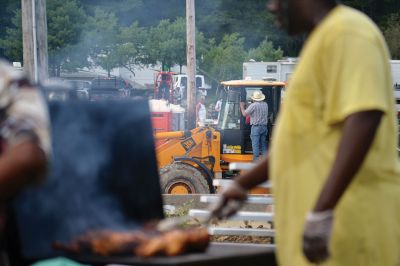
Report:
302,210,334,264
210,181,247,219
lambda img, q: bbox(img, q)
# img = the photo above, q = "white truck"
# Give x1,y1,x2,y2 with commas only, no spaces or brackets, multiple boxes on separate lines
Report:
172,74,209,97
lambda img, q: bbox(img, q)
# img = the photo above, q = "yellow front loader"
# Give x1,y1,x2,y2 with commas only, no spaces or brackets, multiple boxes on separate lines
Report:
156,79,286,194
155,126,222,194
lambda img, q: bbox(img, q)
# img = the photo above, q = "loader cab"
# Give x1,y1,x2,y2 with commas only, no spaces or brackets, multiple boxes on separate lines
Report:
218,80,285,162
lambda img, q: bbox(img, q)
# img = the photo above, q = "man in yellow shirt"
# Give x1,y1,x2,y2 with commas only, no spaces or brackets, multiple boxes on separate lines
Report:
212,0,400,265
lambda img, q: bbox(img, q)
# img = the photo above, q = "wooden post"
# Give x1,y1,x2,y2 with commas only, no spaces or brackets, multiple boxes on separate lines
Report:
22,0,35,81
22,0,48,83
186,0,197,130
36,0,48,81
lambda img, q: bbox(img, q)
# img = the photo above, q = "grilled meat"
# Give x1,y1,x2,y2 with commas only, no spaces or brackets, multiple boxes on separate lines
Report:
135,228,210,257
52,228,209,257
53,230,149,256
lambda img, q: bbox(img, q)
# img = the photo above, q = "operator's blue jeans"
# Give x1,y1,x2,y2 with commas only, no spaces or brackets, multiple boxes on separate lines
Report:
250,125,268,161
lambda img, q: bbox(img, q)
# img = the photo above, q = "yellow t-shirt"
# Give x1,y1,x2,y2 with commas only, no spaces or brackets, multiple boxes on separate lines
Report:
270,5,400,266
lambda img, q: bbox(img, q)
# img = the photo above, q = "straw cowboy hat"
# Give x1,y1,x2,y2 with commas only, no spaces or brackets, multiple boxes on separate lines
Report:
251,91,265,101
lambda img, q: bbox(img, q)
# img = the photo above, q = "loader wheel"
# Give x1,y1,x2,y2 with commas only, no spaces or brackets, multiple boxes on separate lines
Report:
160,163,211,194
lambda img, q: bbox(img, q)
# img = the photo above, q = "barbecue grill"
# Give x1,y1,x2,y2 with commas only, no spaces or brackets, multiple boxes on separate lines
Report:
6,100,276,266
66,243,276,266
18,243,276,266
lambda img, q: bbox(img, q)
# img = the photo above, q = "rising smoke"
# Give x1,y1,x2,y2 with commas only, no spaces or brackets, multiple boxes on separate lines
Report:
13,100,163,258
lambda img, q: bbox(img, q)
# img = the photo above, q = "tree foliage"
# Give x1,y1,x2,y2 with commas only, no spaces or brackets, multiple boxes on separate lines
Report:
342,0,400,24
1,0,399,79
83,8,120,76
47,0,87,76
246,38,283,62
116,22,148,75
0,10,23,62
0,0,87,76
146,19,186,71
383,14,400,59
144,18,206,73
0,0,21,58
201,33,247,84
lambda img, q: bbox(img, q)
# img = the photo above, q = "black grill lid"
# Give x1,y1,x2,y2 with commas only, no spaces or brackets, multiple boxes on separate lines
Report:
13,100,163,258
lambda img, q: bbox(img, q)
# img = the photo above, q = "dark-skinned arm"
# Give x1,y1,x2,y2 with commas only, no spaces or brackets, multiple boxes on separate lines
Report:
236,155,270,189
313,110,383,212
0,141,47,203
211,155,269,218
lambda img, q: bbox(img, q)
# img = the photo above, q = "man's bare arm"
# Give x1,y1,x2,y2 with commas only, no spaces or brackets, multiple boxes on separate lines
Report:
313,110,382,212
240,102,247,117
236,155,269,190
211,155,269,218
0,141,47,202
196,104,200,121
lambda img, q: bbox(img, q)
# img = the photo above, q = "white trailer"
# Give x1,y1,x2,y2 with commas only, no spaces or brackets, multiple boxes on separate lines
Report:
391,60,400,87
244,59,400,87
243,59,297,82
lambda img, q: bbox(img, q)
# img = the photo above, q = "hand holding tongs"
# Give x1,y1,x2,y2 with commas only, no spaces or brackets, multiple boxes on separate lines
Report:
156,212,213,232
156,199,243,232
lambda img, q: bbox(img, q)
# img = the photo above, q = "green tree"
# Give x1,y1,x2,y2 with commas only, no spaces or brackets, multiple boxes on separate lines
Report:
201,33,247,85
47,0,87,76
383,13,400,59
116,22,148,75
144,17,206,73
0,0,87,76
84,9,150,77
342,0,400,24
145,18,186,71
0,10,23,62
196,0,276,48
167,18,207,73
80,0,143,26
84,8,120,76
246,38,283,62
0,0,21,59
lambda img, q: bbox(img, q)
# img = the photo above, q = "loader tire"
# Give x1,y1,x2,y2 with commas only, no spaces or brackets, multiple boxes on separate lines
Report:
160,163,211,194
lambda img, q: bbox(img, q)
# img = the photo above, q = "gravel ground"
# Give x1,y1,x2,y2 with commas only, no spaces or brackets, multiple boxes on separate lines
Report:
211,235,273,244
209,220,274,244
163,194,274,244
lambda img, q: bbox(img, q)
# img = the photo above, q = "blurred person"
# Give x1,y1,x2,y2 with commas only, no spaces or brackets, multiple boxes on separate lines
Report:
215,98,222,113
196,96,206,126
158,74,169,101
0,60,50,264
212,0,400,266
213,97,222,120
240,91,268,161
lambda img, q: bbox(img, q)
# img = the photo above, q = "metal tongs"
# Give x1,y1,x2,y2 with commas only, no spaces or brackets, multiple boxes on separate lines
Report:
157,200,242,232
156,213,214,232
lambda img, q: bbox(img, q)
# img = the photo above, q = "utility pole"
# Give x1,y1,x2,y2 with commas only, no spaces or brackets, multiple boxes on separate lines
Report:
186,0,196,130
22,0,48,83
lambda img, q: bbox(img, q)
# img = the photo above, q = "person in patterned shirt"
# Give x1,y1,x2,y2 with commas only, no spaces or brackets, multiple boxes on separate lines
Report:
0,60,50,265
240,91,269,161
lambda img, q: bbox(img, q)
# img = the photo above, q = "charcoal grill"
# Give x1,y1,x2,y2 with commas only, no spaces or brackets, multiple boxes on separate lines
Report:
6,100,277,266
75,243,276,266
20,243,275,266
